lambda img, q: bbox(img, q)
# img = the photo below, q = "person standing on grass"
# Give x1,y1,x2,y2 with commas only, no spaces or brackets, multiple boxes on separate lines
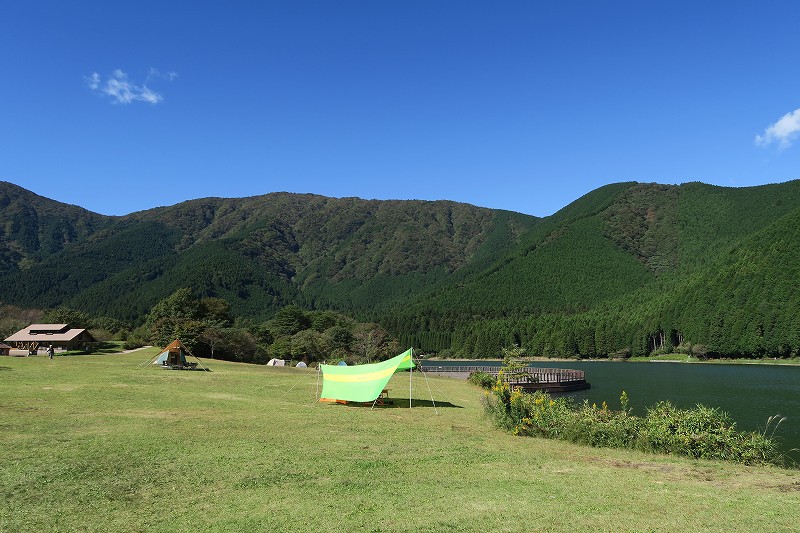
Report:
48,344,54,359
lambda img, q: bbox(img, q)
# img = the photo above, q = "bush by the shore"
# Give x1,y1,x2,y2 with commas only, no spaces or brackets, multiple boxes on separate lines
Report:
484,379,780,466
468,370,495,389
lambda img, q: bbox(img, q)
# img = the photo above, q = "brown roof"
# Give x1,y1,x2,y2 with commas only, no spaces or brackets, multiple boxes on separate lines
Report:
5,325,96,343
28,324,69,332
161,339,185,352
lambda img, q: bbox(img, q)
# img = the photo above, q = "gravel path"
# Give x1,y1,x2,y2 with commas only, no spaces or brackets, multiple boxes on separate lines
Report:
119,345,153,354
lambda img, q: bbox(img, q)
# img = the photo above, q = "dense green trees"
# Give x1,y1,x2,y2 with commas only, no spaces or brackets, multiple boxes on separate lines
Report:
3,179,800,360
371,183,800,359
132,290,402,364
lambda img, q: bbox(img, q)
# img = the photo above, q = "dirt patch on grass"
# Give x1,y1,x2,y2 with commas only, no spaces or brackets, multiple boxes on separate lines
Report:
598,455,800,493
755,480,800,492
605,458,677,474
122,409,187,420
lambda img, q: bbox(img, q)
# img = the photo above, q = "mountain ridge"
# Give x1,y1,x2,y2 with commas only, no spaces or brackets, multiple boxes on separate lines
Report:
1,178,799,357
0,181,539,320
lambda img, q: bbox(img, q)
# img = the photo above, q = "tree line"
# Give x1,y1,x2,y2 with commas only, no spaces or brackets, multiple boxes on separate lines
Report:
16,289,401,365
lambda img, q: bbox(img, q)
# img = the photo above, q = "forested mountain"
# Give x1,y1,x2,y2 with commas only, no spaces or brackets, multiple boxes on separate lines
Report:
0,182,537,321
1,179,799,359
391,180,800,357
0,183,110,271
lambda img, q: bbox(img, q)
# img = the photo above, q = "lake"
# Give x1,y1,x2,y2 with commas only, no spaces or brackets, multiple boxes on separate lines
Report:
420,359,800,463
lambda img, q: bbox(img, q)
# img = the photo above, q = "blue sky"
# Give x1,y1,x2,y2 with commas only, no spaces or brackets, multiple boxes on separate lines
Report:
2,1,800,217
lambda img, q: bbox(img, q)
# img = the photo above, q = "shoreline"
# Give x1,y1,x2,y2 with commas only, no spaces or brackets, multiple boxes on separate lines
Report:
421,356,800,367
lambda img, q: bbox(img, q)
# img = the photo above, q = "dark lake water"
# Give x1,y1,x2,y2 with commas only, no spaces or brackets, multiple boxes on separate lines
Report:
421,359,800,463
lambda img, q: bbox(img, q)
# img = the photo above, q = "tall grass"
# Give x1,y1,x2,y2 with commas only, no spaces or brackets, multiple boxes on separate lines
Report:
485,380,780,466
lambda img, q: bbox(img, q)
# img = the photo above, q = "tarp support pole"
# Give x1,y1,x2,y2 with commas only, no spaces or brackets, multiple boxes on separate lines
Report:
409,348,413,409
315,364,321,402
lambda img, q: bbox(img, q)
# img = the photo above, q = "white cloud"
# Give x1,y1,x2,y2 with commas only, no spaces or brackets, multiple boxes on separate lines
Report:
146,68,178,83
755,108,800,149
86,68,176,105
85,72,101,90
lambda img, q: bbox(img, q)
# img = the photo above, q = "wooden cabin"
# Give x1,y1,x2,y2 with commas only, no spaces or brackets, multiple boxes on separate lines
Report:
5,324,97,354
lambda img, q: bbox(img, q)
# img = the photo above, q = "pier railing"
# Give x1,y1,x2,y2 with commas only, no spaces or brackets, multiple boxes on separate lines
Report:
420,366,585,384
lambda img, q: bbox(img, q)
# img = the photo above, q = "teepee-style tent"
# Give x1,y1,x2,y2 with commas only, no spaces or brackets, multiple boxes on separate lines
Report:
142,339,209,371
154,339,187,367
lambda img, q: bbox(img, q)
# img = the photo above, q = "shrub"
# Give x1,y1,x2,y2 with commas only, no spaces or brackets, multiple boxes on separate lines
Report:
691,344,708,359
88,329,114,342
468,371,495,389
483,379,780,466
609,348,631,359
501,345,528,379
123,335,146,350
637,401,776,463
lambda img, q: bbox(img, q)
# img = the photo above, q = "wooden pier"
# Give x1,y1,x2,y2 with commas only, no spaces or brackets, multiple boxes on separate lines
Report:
420,365,590,393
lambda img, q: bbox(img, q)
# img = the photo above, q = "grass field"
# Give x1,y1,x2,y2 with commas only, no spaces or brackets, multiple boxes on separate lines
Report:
2,351,799,532
628,354,800,365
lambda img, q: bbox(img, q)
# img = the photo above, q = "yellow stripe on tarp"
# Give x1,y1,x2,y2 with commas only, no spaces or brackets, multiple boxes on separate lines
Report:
322,355,411,383
324,367,396,383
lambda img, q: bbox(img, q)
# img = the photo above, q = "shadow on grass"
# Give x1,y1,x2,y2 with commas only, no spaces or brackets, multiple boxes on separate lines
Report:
90,341,127,354
347,399,462,409
405,399,462,409
0,366,11,371
57,342,126,356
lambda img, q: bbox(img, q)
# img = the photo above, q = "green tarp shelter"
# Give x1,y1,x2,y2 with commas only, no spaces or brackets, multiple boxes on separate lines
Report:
320,349,414,403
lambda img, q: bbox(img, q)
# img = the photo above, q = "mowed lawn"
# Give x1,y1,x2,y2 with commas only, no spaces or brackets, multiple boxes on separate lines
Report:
1,352,799,532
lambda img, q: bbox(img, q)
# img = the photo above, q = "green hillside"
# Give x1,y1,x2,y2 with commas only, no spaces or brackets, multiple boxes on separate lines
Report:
0,183,539,321
1,179,799,359
383,180,800,357
0,181,111,270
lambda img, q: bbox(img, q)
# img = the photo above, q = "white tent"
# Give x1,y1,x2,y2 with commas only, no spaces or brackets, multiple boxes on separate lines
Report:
296,361,307,368
266,358,285,366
